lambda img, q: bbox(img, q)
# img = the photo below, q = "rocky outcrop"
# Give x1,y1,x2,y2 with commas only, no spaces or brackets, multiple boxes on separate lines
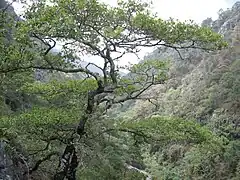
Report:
0,139,28,180
143,1,240,75
212,2,240,34
0,1,29,179
0,0,15,13
0,141,12,180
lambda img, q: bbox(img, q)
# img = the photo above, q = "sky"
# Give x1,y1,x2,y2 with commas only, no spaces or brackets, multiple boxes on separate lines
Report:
11,0,238,68
96,0,238,67
12,0,238,22
104,0,236,23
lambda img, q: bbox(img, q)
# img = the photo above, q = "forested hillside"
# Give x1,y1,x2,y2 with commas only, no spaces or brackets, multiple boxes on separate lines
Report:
0,0,239,180
114,2,240,179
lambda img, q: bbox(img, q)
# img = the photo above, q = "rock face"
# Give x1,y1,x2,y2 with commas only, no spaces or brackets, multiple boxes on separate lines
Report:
0,141,12,180
212,2,240,34
0,0,14,13
0,140,28,180
0,2,28,180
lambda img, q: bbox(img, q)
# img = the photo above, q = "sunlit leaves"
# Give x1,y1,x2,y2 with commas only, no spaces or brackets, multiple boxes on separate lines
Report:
131,59,168,73
130,59,169,83
22,78,97,100
132,14,228,49
120,116,221,144
22,0,227,59
0,0,232,179
0,107,80,138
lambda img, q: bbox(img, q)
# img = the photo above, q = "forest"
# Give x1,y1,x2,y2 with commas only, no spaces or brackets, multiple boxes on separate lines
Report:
0,0,239,179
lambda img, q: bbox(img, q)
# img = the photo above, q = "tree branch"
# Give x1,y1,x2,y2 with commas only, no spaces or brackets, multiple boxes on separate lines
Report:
0,65,99,80
32,33,56,56
29,152,59,174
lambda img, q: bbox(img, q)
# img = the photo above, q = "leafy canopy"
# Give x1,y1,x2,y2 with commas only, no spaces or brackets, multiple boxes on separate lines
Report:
0,0,229,179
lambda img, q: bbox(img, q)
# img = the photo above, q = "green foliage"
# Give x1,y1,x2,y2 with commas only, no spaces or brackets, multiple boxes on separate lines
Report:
0,0,232,179
224,141,240,176
122,14,240,180
137,118,227,180
0,70,35,113
22,78,97,102
0,107,80,140
22,0,227,56
120,116,221,145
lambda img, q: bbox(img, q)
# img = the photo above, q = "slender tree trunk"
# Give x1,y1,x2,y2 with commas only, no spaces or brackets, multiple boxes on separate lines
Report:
54,80,104,179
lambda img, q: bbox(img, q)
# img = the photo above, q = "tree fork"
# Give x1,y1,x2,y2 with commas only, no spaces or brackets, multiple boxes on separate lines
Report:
77,80,104,136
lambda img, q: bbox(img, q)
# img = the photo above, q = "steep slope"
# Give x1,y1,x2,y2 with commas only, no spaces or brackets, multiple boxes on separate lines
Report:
129,1,240,132
0,1,239,179
0,1,31,179
116,2,240,179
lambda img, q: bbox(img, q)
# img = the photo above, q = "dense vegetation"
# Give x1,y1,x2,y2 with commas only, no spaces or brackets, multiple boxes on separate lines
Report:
0,0,239,180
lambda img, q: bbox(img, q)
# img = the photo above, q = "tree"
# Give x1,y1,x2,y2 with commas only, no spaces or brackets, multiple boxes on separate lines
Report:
0,0,228,179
